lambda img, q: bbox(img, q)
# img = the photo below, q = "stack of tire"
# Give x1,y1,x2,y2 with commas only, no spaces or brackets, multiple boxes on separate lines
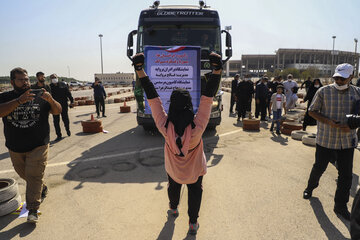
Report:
242,118,260,131
0,178,21,216
290,130,317,147
81,119,103,133
281,122,303,135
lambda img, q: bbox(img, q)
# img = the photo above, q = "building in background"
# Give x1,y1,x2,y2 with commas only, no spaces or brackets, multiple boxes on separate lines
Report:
228,48,360,77
94,72,134,85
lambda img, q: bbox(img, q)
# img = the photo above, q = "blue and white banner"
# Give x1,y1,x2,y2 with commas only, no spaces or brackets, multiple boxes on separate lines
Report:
144,46,201,114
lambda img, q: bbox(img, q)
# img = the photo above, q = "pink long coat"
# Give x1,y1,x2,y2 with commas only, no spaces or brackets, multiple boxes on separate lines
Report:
148,96,213,184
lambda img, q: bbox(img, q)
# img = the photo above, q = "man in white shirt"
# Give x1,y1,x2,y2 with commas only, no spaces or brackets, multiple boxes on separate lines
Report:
283,74,297,101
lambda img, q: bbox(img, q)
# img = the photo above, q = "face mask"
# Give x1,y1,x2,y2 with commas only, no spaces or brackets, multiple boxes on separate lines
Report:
314,85,320,88
51,78,58,84
333,82,349,91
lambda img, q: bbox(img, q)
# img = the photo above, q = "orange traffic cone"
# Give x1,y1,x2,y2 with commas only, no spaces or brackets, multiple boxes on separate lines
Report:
91,114,94,121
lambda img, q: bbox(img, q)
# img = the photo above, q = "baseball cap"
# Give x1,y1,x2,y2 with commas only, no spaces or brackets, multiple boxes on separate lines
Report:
333,63,354,78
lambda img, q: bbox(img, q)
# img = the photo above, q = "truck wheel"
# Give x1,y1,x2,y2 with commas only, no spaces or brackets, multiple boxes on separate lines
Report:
0,178,18,203
0,193,21,216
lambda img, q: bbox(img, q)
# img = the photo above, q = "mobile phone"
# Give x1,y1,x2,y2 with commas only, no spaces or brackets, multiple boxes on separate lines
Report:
30,89,44,98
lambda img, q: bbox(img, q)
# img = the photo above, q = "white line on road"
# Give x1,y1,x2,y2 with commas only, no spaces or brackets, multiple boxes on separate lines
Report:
0,129,241,174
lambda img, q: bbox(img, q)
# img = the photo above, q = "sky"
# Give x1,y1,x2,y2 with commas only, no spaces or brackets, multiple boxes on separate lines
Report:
0,0,359,81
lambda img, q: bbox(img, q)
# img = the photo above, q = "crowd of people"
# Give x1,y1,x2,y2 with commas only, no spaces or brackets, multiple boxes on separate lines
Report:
229,72,342,135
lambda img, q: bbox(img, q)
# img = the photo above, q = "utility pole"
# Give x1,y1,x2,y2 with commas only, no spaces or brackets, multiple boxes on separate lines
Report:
99,34,104,74
331,36,336,76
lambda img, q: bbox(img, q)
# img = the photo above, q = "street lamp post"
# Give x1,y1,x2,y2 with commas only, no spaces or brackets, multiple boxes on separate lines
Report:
331,36,336,76
355,38,358,76
225,26,232,78
98,34,104,74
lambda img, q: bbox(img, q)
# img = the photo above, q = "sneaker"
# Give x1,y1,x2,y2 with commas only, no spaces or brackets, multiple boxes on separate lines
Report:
303,189,312,199
27,209,38,223
66,129,71,136
169,208,179,218
96,115,100,119
41,185,48,203
334,205,351,221
188,222,199,235
102,115,107,118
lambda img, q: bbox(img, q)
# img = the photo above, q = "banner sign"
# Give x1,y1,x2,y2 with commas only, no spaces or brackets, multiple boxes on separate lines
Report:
144,46,201,114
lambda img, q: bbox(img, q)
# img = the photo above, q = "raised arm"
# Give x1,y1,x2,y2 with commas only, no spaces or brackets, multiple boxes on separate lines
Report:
194,53,222,131
132,53,167,134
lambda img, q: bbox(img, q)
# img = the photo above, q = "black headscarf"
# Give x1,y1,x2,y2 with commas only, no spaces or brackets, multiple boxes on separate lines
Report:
166,88,195,137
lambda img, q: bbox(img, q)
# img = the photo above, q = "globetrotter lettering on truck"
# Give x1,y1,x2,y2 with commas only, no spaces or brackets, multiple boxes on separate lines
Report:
144,46,201,115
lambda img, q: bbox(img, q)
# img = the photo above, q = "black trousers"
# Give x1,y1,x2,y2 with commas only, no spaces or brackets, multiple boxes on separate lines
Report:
230,94,236,112
53,105,69,137
255,99,267,120
95,96,105,116
306,144,354,206
237,98,248,119
167,174,203,224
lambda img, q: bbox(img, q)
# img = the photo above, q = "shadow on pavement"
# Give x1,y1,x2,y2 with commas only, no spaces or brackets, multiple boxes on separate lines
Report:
270,132,289,146
0,215,36,239
0,152,9,161
63,126,222,190
310,197,350,240
156,211,176,240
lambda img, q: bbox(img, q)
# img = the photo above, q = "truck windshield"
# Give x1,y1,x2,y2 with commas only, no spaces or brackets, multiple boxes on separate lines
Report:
138,25,221,57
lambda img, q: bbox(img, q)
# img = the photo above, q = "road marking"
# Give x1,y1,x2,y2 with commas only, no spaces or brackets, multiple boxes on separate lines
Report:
0,129,241,174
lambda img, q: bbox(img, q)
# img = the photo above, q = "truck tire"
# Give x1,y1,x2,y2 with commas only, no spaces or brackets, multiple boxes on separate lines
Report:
302,134,316,146
291,131,309,141
0,193,21,216
0,178,18,203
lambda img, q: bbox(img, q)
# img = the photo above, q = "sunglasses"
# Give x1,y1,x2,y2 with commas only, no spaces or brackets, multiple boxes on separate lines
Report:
333,77,348,82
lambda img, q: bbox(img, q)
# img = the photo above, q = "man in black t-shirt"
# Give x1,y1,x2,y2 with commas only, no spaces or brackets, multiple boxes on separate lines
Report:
31,71,51,93
0,67,61,223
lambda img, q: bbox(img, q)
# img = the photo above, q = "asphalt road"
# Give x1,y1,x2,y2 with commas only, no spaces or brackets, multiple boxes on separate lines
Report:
0,90,359,240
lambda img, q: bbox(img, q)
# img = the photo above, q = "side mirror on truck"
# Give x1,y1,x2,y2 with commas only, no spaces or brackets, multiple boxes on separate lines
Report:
127,30,138,60
221,30,232,64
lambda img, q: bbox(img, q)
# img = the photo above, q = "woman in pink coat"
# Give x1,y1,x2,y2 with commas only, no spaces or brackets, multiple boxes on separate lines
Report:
132,52,222,235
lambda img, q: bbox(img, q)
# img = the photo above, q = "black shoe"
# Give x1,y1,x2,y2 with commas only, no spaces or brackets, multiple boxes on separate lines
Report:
66,129,71,136
334,205,351,221
270,127,274,132
54,136,63,142
41,185,48,203
102,115,107,118
276,130,280,135
96,115,100,119
27,209,38,223
303,189,312,199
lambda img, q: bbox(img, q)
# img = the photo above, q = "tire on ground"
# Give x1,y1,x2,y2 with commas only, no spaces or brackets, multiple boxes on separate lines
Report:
302,134,316,146
280,127,293,135
0,178,18,203
282,122,303,131
0,192,21,216
291,131,309,141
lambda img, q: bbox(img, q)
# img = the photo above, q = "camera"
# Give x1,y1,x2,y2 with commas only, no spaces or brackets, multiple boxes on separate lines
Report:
30,89,44,98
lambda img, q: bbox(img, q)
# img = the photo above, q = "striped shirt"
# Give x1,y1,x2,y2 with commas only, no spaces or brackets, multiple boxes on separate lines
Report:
309,84,360,149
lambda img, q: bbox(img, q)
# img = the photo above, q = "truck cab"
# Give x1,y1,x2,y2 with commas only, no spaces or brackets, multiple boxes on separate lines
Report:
127,1,232,130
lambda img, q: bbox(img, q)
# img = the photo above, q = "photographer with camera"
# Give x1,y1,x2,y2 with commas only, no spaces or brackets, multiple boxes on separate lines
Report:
0,67,62,223
303,63,360,221
132,52,221,235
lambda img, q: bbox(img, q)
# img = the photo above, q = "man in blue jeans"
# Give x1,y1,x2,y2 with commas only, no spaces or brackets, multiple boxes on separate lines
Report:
269,85,286,134
303,63,360,221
